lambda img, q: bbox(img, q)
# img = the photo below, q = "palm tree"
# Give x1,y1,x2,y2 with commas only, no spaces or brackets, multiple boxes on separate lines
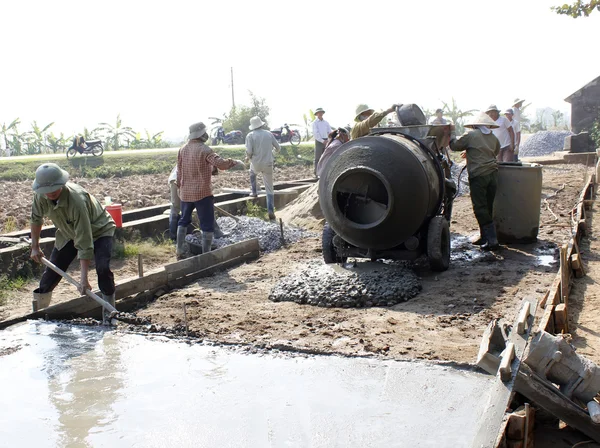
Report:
441,98,477,135
96,114,136,150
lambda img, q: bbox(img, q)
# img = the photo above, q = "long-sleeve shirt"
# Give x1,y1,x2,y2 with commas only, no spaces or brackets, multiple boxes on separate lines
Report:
177,140,235,202
351,111,388,139
30,182,116,259
245,129,280,169
312,119,332,143
316,138,343,177
168,165,177,185
450,129,500,179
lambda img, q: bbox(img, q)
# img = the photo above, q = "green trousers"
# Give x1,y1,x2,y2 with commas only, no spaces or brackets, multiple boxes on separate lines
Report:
469,171,498,227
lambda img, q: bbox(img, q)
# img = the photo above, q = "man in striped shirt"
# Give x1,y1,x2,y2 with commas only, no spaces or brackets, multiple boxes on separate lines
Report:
176,122,243,259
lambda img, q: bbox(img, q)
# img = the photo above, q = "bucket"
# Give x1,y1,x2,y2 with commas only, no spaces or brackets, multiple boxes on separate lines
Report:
493,163,542,243
105,204,123,228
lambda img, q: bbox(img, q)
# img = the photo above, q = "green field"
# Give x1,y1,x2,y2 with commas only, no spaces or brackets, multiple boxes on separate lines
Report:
0,143,315,181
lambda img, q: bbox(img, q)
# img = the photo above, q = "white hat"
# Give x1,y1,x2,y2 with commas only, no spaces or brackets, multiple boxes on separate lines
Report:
513,98,525,107
249,116,265,130
504,108,514,115
188,122,207,140
355,104,374,122
485,104,500,113
464,112,500,129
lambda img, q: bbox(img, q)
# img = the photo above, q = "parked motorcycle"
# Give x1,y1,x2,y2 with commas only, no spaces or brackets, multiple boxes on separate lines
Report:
66,136,104,158
271,124,301,146
211,126,244,145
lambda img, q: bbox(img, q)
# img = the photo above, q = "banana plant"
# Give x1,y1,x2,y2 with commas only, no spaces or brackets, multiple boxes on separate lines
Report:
441,98,476,136
46,132,69,154
25,121,55,154
0,119,20,156
302,109,315,141
96,114,136,150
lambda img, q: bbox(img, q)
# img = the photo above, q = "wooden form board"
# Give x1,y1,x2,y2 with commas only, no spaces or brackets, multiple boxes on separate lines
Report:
0,238,260,329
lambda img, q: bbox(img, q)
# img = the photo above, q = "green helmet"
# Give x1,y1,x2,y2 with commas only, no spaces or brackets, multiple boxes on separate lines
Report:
32,163,69,194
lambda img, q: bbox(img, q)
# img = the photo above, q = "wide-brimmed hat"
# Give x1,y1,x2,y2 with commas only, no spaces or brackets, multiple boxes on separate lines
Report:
464,112,500,129
485,104,500,113
314,108,325,114
504,108,514,115
355,104,374,121
188,122,207,140
32,163,69,194
249,116,266,130
513,98,525,107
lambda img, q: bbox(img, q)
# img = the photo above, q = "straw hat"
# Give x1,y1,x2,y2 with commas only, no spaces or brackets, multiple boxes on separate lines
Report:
504,108,514,115
464,112,499,129
485,104,500,113
188,122,207,140
355,104,374,122
513,98,525,107
249,116,266,131
32,163,69,194
314,107,325,114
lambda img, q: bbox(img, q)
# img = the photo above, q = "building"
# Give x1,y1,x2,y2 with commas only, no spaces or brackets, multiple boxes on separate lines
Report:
564,75,600,134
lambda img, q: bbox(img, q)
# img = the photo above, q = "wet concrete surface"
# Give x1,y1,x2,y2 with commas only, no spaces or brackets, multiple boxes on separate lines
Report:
1,321,494,447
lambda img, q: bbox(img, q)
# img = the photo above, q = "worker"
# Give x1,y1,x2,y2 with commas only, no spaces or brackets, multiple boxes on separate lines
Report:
29,163,116,311
312,107,332,176
176,122,243,259
351,104,399,139
486,105,515,162
316,127,351,177
245,116,281,221
512,98,525,160
449,112,501,250
430,108,448,125
504,108,517,161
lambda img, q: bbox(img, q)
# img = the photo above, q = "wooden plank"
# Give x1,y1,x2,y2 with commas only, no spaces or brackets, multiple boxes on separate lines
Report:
554,303,568,333
517,302,531,335
560,244,570,307
514,363,600,443
539,305,556,334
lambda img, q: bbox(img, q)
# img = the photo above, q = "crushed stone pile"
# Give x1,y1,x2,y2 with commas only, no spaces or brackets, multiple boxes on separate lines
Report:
277,183,324,230
520,131,572,157
269,261,421,308
451,162,470,196
186,216,314,252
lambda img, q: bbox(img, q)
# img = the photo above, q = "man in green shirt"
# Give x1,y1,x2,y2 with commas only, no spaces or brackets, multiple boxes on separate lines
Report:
351,104,399,139
29,163,116,311
450,113,501,250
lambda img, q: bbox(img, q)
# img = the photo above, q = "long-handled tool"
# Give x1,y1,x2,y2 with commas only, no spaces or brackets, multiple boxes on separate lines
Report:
41,257,117,325
214,205,240,222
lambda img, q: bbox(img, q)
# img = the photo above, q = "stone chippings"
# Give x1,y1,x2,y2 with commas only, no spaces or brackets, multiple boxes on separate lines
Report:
520,131,572,157
186,216,314,252
269,261,422,308
451,163,470,196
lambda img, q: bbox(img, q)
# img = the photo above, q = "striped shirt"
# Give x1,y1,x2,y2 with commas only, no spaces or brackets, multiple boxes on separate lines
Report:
176,140,236,202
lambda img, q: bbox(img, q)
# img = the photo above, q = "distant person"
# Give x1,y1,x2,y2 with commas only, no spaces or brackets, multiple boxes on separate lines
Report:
69,135,87,153
29,163,117,312
316,127,351,177
245,116,281,221
311,108,332,176
449,113,501,251
430,108,448,125
512,98,525,160
504,109,518,161
351,104,399,139
176,122,243,259
486,105,515,162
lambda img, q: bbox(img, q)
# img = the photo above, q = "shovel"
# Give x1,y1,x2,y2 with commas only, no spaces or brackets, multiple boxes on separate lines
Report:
40,257,117,325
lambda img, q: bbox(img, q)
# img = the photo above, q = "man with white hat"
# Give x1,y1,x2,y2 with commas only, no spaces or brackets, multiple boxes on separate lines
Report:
504,108,518,161
450,112,501,250
176,122,243,259
29,163,117,312
512,98,525,159
246,116,281,221
312,108,331,176
351,104,399,139
486,105,515,162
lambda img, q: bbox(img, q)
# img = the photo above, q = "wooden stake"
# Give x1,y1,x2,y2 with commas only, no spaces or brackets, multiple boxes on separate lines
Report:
138,254,144,278
560,244,569,307
279,218,286,247
183,303,189,338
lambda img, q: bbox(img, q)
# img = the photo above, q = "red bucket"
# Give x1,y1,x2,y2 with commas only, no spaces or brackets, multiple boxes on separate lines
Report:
105,204,123,228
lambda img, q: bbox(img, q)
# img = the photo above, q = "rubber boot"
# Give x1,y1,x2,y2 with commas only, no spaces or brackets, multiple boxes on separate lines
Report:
481,223,499,251
267,194,276,221
32,289,52,312
202,231,214,253
102,293,116,325
249,172,258,197
471,226,486,246
176,226,188,260
169,212,180,241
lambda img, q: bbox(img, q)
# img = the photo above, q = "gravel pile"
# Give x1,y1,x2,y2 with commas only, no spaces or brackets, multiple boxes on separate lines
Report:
451,162,469,196
269,261,421,308
186,216,314,252
520,131,572,157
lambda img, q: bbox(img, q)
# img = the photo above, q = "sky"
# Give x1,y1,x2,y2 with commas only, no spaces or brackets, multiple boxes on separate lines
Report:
1,0,599,141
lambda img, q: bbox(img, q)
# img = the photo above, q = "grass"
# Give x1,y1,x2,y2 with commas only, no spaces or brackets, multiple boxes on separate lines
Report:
0,275,28,306
245,201,270,220
3,216,17,233
0,143,315,182
112,235,174,260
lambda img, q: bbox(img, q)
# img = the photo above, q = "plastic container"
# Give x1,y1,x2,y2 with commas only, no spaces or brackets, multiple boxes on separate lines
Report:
105,204,123,228
493,163,543,243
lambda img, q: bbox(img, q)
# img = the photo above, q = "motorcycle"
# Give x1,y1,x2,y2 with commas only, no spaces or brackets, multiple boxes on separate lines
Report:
211,126,244,145
66,137,104,158
271,124,301,146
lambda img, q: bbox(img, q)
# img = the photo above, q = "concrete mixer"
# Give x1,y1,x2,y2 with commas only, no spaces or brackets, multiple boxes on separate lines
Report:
319,108,456,271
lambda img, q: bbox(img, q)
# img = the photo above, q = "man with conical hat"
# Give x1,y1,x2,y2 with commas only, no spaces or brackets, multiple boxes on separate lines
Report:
351,103,399,139
312,108,331,176
449,112,501,250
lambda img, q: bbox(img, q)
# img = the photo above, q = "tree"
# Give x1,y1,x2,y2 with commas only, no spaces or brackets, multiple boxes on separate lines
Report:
96,114,136,150
441,98,476,135
24,121,54,154
302,109,315,141
552,0,599,17
0,119,20,156
222,91,270,138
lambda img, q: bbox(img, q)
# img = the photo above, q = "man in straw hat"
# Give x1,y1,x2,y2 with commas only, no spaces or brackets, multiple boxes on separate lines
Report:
246,116,281,221
512,98,525,160
176,122,244,259
450,113,501,250
351,103,399,139
486,104,515,162
29,163,117,311
312,108,331,176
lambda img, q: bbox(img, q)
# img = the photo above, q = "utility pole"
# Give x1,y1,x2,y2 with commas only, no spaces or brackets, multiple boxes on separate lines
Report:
230,67,235,110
